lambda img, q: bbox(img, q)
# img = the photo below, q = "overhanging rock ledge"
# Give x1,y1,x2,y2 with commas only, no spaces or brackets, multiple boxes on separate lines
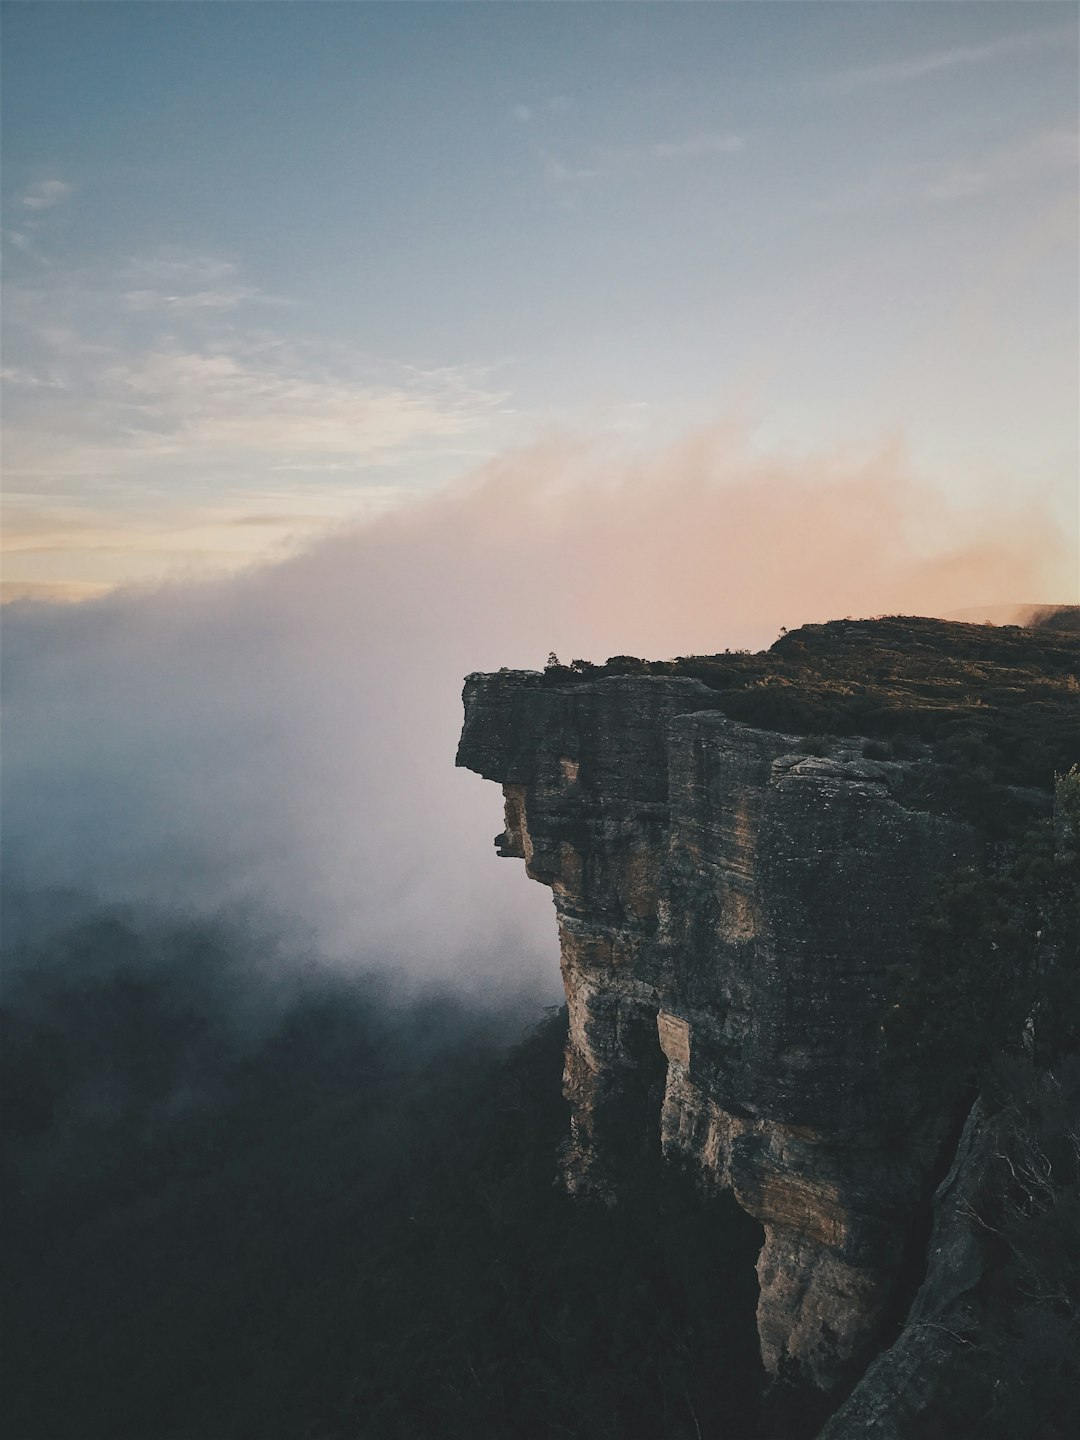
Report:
457,644,983,1396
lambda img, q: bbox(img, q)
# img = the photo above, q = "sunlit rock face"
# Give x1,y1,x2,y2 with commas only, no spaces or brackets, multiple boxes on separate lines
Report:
457,658,977,1394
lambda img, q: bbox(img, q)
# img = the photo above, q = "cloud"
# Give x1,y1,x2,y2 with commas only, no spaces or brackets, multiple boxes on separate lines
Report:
4,335,502,477
19,179,73,211
90,345,499,460
0,485,411,594
4,251,504,478
921,127,1079,202
3,180,74,265
512,95,572,125
542,130,744,189
114,251,294,315
3,229,47,262
2,248,509,591
0,580,109,604
126,250,241,284
0,365,67,390
650,133,744,159
822,126,1079,212
542,153,600,186
1,427,1070,999
123,287,261,314
823,25,1075,93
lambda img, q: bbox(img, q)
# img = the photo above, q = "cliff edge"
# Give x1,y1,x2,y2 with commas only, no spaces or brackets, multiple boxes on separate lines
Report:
456,615,1078,1413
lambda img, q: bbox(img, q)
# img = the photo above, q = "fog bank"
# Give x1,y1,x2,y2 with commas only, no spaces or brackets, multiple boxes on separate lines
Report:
2,429,1069,990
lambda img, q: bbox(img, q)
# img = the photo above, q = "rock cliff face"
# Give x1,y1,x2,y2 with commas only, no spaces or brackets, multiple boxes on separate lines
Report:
458,649,987,1396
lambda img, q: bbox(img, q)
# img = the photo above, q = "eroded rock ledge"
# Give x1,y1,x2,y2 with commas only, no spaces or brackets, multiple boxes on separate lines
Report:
456,618,1075,1398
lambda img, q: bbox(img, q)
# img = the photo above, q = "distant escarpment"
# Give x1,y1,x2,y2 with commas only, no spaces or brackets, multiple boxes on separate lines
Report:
457,615,1078,1424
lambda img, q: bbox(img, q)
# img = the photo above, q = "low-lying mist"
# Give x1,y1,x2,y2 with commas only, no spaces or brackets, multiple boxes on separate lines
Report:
2,427,1070,990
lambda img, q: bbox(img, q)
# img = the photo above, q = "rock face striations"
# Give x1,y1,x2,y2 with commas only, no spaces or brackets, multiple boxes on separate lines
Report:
456,618,1076,1398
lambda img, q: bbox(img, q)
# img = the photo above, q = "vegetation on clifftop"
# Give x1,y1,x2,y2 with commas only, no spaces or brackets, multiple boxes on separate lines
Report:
544,614,1079,806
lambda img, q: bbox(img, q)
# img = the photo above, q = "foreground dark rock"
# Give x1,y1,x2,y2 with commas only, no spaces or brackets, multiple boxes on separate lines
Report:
823,1056,1080,1439
456,615,1078,1408
817,1098,990,1438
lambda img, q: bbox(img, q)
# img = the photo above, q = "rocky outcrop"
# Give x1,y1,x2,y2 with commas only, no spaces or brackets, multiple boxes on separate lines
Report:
822,1049,1080,1437
818,1099,990,1437
457,656,981,1395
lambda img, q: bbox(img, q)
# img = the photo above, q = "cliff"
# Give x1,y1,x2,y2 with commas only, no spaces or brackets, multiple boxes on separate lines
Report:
456,616,1078,1410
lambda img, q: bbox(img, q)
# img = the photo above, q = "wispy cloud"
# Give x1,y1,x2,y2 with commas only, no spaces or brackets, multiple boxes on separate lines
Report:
91,344,498,463
19,179,73,211
3,229,47,263
4,181,74,264
823,25,1076,93
922,127,1078,202
0,365,68,391
511,94,573,124
0,579,110,604
822,126,1078,212
114,249,287,314
542,154,600,187
5,334,504,485
2,248,509,589
649,133,744,160
123,286,262,314
126,250,241,284
542,130,744,189
1,483,410,593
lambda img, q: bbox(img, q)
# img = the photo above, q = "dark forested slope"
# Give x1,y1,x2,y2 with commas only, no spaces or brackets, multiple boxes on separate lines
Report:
3,915,763,1440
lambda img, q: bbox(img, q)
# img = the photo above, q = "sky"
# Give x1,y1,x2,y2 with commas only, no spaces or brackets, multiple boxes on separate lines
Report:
2,0,1077,600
